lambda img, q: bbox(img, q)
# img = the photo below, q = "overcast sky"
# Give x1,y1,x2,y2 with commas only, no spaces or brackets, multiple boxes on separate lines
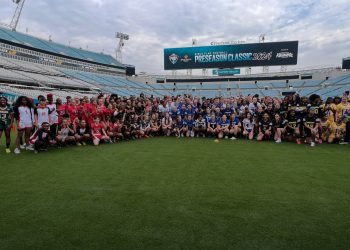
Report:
0,0,349,74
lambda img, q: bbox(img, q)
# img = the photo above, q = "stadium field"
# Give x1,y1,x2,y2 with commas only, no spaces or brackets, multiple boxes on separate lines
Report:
0,138,350,249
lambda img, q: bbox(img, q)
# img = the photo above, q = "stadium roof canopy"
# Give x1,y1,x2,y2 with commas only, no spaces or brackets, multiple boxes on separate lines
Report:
0,26,124,69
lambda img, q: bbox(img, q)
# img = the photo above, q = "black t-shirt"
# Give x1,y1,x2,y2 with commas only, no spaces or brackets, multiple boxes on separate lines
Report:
76,125,91,136
259,120,272,131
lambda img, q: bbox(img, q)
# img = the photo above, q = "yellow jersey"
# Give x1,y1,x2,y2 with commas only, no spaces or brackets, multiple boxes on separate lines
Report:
330,122,346,137
320,103,336,122
336,103,350,119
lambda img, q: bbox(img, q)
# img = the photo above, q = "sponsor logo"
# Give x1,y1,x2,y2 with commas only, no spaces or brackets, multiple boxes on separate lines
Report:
276,52,293,58
169,53,179,64
181,54,192,63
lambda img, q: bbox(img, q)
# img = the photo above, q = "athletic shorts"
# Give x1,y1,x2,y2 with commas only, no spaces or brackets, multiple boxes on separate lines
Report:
304,128,312,137
286,128,295,136
0,123,10,131
18,121,33,130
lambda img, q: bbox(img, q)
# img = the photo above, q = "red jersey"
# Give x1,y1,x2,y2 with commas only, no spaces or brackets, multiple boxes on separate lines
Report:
76,105,85,119
106,108,116,118
91,123,104,135
56,104,66,124
106,122,115,132
96,105,108,121
67,105,78,122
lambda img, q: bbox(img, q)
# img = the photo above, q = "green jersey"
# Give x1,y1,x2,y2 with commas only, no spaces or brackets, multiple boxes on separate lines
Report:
0,106,13,126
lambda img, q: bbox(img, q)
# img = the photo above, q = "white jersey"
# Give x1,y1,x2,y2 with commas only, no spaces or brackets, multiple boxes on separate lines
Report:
47,103,58,124
35,106,51,126
162,117,172,126
242,118,255,131
17,106,34,129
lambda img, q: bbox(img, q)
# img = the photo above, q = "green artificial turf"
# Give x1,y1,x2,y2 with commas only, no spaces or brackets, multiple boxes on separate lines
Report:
0,137,350,249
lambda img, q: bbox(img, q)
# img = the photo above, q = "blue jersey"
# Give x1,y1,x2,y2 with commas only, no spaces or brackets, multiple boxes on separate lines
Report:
222,108,233,117
170,110,178,119
186,109,196,117
219,119,230,127
231,117,240,126
183,119,194,129
205,114,211,123
177,109,187,118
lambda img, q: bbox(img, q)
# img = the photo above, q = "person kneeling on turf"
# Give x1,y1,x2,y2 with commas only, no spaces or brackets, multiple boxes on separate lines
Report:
30,122,56,153
328,117,346,144
194,114,206,137
57,118,76,146
75,119,91,146
273,113,287,143
207,113,219,138
91,117,111,146
242,112,255,140
257,112,272,141
218,115,230,139
303,107,320,147
161,112,173,137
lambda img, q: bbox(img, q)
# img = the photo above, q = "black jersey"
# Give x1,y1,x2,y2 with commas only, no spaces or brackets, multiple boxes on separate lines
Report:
259,120,272,132
303,115,320,129
208,119,218,129
273,119,287,129
310,105,323,118
286,115,301,129
76,125,91,136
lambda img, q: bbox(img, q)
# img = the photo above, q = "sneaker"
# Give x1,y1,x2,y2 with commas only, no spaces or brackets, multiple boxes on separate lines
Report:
230,137,237,140
144,135,149,139
5,148,11,154
14,148,21,154
82,142,87,146
34,150,38,154
311,142,315,147
76,142,82,146
26,145,34,151
202,135,205,138
224,136,228,139
296,139,301,145
318,139,323,144
339,141,348,145
20,144,26,149
196,134,199,138
275,139,282,143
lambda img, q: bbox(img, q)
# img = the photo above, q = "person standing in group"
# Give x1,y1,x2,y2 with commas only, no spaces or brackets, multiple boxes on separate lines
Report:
47,94,58,136
34,97,51,130
0,97,14,154
13,96,35,154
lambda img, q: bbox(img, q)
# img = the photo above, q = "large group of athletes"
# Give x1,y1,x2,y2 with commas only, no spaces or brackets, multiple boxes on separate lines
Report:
0,91,350,154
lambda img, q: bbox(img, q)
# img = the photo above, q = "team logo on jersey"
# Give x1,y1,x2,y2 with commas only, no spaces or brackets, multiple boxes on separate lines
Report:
169,53,179,64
